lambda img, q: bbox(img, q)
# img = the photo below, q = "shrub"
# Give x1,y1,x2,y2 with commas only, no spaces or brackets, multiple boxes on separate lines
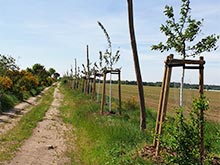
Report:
161,96,209,164
0,93,18,112
123,96,138,111
0,76,13,91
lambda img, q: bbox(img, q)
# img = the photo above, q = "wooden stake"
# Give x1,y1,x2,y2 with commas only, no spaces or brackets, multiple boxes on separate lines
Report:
199,56,204,165
82,78,85,93
155,54,173,156
153,56,169,147
100,71,106,115
93,71,97,100
118,70,122,115
86,45,90,95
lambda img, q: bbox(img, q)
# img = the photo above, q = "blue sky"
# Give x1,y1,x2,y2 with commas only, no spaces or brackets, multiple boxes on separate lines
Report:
0,0,219,85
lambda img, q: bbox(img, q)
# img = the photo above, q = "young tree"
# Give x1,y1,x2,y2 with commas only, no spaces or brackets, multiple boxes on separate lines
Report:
127,0,146,130
98,21,120,112
152,0,219,106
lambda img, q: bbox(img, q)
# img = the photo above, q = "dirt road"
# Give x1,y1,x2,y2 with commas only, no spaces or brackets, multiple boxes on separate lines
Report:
0,87,49,136
8,84,71,165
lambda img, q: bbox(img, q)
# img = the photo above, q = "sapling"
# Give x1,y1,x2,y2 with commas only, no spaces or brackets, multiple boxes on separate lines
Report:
98,21,120,112
152,0,219,106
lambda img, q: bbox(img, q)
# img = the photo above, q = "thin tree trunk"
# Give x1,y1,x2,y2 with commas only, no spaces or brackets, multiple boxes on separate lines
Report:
109,71,112,112
127,0,146,130
74,58,77,89
86,45,90,95
180,67,185,107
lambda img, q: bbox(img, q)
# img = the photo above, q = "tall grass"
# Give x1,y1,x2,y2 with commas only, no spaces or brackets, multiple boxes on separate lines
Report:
59,83,157,164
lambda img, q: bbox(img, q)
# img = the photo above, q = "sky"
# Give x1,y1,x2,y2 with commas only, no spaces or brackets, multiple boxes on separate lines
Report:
0,0,220,85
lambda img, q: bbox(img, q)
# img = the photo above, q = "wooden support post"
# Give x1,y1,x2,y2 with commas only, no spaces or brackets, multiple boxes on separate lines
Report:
155,54,173,156
82,78,85,93
86,45,90,95
153,59,168,147
100,71,106,115
154,55,205,158
199,56,204,165
74,58,77,89
118,70,122,115
93,72,97,100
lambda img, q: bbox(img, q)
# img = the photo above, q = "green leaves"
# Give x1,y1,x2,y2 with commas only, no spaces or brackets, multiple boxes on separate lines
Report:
164,5,174,18
152,0,219,58
98,21,120,70
162,96,211,164
190,34,219,56
98,21,111,50
0,55,19,76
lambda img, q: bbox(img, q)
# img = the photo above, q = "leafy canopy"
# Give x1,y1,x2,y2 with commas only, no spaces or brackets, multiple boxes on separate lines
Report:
152,0,219,58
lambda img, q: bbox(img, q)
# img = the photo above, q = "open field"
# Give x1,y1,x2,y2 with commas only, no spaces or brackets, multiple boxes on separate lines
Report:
103,84,220,122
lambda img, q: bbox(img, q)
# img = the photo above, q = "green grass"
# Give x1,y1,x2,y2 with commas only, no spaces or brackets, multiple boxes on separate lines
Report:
0,85,55,162
59,83,157,164
205,122,220,156
60,81,220,164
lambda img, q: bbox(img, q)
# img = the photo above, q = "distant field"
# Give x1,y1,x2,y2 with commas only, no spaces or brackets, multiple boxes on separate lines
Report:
103,84,220,122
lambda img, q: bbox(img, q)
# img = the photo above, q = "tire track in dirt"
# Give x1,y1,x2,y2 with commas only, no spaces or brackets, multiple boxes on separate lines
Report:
0,87,49,136
8,84,71,165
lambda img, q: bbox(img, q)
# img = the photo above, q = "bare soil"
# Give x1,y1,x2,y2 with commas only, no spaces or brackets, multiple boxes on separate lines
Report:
3,84,72,165
0,87,49,136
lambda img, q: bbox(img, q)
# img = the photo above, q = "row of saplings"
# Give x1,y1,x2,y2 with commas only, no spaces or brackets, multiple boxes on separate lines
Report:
64,5,219,164
64,64,219,165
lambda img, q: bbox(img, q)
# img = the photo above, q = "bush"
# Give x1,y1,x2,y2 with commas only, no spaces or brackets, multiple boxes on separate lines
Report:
123,96,138,111
161,108,200,165
0,93,18,112
161,96,209,164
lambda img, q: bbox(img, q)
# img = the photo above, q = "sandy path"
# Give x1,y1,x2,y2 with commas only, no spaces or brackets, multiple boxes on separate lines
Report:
8,85,71,165
0,87,49,136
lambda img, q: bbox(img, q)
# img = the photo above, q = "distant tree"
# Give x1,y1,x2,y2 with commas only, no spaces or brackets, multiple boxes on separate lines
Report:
53,72,60,80
48,68,56,77
0,54,19,76
27,63,52,86
152,0,219,106
127,0,146,130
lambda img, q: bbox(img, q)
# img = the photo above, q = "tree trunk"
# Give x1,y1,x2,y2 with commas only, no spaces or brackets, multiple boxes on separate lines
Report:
97,78,101,102
180,67,185,107
86,45,90,95
109,71,112,112
127,0,146,130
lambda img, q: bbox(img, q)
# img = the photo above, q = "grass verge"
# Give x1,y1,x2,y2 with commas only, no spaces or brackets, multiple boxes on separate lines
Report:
0,85,55,162
59,83,157,164
60,82,220,164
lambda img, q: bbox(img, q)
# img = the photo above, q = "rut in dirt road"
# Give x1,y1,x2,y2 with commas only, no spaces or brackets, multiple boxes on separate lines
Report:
8,84,71,165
